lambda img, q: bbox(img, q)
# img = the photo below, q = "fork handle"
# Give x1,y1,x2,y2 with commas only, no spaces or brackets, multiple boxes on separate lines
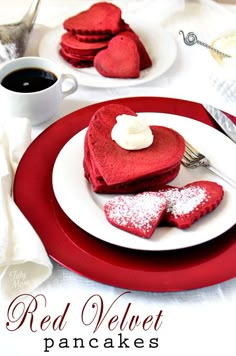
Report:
208,165,236,189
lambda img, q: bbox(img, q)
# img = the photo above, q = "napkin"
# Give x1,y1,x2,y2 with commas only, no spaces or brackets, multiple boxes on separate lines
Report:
0,116,52,300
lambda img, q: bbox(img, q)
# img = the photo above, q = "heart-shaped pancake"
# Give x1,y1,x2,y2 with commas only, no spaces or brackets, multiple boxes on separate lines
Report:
63,2,122,35
159,181,224,229
103,181,224,238
104,192,167,238
61,33,109,55
59,48,94,68
94,34,140,78
86,104,185,186
84,136,181,193
119,30,152,70
75,33,113,43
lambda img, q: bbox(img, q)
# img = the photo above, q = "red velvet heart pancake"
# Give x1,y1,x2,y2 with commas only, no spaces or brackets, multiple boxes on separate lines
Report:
104,192,167,238
119,30,152,70
84,128,181,193
103,181,224,238
59,48,94,68
86,104,186,186
61,33,108,55
159,181,224,229
94,34,140,78
63,2,122,35
84,144,181,193
75,33,113,43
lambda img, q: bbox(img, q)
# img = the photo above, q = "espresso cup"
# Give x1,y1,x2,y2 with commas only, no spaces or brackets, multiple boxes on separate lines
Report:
0,56,78,126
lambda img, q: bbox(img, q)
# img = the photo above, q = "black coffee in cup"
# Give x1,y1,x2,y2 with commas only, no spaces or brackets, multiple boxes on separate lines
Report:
1,67,57,93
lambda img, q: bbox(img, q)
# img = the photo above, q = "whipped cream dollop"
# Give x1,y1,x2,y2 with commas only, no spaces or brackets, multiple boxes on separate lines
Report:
111,114,154,150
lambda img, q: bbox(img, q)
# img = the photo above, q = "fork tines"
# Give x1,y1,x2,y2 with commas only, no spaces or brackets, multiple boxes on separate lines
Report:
181,140,236,188
181,141,207,168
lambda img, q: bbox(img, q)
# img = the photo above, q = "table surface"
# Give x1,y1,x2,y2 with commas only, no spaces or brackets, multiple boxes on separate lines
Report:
1,1,236,355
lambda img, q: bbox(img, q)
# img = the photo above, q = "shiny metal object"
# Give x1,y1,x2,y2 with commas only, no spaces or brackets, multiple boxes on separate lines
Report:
179,30,231,58
203,104,236,144
181,141,236,189
0,0,41,63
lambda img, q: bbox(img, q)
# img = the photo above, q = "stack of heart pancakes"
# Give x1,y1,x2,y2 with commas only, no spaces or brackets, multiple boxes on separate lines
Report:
60,2,152,77
83,104,186,193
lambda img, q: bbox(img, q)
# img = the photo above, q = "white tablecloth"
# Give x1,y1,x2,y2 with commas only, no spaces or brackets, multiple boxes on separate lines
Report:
0,1,236,355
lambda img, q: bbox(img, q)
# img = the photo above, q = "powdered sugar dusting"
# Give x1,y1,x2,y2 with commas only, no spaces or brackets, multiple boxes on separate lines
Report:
104,192,166,237
163,186,208,217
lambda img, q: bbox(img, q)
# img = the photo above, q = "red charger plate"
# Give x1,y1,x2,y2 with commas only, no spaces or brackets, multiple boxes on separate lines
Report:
14,97,236,291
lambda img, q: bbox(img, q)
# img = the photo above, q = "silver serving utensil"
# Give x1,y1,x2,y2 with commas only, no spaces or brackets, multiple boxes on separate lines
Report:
203,104,236,144
179,30,231,58
0,0,41,63
181,140,236,189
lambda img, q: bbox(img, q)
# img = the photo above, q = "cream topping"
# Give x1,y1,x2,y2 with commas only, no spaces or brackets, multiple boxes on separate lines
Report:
111,114,154,150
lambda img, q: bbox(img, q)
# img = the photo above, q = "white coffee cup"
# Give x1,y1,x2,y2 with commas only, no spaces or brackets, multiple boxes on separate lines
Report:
0,56,78,126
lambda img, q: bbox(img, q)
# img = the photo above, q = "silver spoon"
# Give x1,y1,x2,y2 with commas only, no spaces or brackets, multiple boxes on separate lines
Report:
0,0,41,63
179,30,231,58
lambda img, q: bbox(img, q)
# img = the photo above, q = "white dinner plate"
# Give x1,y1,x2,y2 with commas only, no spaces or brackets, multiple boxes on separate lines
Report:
38,20,177,88
52,113,236,251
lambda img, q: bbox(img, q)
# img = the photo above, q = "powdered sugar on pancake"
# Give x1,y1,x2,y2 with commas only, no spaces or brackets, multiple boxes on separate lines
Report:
160,181,224,229
163,186,207,218
104,181,224,237
104,192,166,238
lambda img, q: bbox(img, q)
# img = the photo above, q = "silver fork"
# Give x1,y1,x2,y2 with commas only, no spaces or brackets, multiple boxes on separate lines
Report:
181,141,236,189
